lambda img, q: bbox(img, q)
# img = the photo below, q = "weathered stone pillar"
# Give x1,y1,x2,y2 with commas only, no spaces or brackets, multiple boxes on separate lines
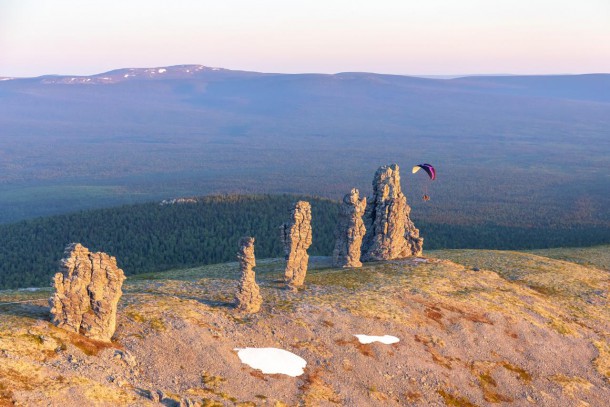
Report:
362,164,423,261
333,189,366,268
235,237,262,313
280,201,312,288
50,243,126,342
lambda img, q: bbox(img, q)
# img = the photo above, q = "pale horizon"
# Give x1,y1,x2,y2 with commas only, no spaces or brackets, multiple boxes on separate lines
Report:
1,0,609,77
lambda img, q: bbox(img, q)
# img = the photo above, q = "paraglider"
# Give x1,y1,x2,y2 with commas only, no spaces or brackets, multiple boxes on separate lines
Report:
412,163,436,180
412,163,436,201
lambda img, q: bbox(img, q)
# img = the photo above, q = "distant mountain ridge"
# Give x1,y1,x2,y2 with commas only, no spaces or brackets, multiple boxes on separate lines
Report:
3,64,610,103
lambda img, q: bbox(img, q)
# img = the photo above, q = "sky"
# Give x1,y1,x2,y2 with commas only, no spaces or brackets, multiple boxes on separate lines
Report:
1,0,609,77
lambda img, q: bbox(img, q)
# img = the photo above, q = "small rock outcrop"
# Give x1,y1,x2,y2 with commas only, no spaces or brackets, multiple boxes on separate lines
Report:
332,189,367,268
361,164,423,261
235,237,262,313
281,201,313,288
50,243,126,342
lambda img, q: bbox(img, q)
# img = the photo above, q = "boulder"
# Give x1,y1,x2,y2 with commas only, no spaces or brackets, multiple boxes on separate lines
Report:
50,243,126,342
332,189,367,268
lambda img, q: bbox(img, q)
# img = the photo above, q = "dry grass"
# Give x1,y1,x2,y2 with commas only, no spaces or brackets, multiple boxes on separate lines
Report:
299,369,342,406
529,245,610,271
334,337,375,358
593,340,610,382
437,389,479,407
0,358,134,405
550,375,594,398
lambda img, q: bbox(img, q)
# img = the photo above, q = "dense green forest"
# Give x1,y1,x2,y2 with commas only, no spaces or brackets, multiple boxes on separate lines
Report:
0,194,608,289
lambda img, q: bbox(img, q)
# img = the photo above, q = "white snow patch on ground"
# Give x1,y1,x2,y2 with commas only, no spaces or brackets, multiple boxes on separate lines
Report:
413,258,428,263
354,334,400,344
0,78,13,81
158,68,167,73
235,347,307,376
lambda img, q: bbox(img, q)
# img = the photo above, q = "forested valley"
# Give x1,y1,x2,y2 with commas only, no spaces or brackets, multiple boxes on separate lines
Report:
1,194,608,289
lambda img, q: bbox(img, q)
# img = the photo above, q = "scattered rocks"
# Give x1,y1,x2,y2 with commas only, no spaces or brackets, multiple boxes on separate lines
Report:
114,349,137,368
333,188,367,268
180,398,199,407
146,389,161,402
158,391,181,406
362,164,423,261
235,237,263,313
49,243,126,342
280,201,313,288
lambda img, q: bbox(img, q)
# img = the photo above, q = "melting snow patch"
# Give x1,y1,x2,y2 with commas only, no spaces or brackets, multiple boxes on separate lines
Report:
354,334,400,344
158,68,167,73
235,347,306,376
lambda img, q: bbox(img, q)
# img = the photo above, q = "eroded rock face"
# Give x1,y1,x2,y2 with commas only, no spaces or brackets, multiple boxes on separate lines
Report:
281,201,313,288
361,164,423,261
50,243,126,342
333,189,367,268
235,237,262,313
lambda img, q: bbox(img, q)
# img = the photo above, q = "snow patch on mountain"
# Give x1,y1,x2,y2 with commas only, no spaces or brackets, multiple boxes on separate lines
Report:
35,65,225,85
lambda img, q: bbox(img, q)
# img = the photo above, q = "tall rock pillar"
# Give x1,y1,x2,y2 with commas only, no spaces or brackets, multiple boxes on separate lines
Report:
235,237,262,313
50,243,126,342
280,201,312,288
333,189,367,268
361,164,423,261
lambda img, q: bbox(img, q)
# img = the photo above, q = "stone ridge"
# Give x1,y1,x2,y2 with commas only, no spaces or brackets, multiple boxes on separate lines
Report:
235,237,262,313
281,201,313,288
362,164,423,261
333,189,367,268
49,243,125,342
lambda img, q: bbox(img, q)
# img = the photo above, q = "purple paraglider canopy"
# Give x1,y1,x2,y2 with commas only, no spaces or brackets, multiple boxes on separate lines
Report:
412,163,436,180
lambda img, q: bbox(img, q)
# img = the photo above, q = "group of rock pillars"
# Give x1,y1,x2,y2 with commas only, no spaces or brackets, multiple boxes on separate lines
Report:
235,163,423,312
49,163,424,341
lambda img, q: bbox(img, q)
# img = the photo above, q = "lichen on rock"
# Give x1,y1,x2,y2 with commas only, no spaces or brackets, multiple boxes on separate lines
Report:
361,164,423,261
333,188,367,268
280,201,313,288
49,243,126,342
235,236,262,313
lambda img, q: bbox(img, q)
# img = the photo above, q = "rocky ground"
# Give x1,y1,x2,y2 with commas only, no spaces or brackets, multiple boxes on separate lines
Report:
1,247,609,406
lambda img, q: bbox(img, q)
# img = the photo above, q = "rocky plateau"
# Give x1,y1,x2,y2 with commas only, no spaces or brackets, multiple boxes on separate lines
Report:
1,246,609,406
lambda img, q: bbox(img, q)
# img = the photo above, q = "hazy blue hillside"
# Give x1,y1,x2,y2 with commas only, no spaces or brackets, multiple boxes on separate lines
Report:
449,74,610,103
0,66,608,237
